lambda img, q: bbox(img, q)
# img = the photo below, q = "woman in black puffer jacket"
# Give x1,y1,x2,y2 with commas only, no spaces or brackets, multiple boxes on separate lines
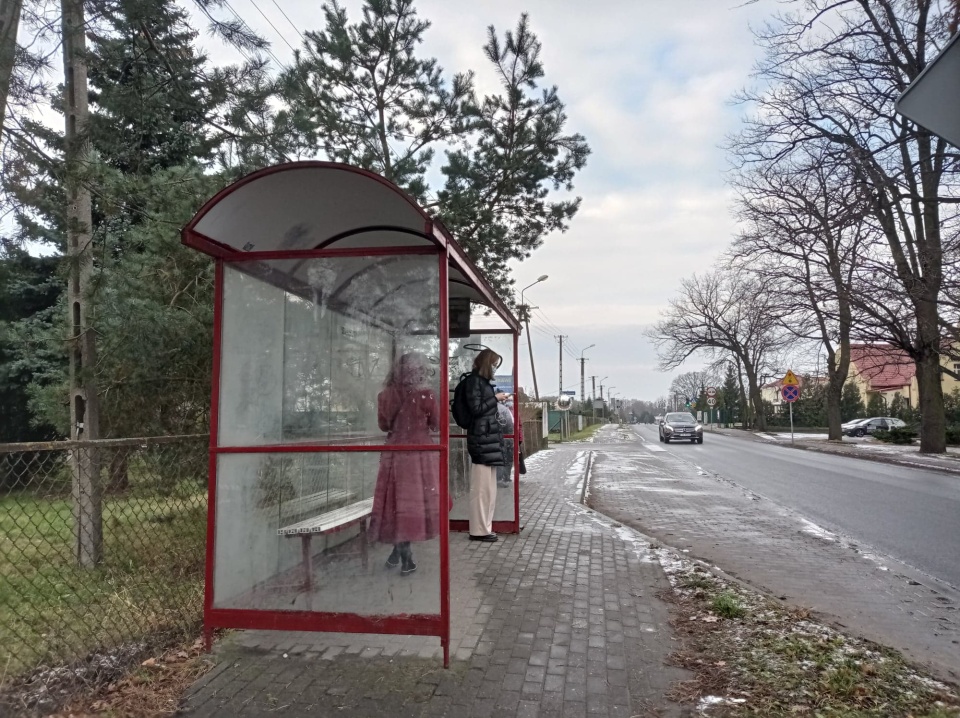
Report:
460,348,507,542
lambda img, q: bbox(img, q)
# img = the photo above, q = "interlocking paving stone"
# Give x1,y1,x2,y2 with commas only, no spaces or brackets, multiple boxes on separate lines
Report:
180,436,690,716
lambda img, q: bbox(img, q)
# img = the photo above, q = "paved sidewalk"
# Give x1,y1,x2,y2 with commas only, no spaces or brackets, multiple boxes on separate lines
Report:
181,445,691,717
587,426,960,683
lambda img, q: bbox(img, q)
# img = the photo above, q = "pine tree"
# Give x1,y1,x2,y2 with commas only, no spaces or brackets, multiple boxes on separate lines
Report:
88,0,219,175
0,248,62,445
279,0,474,200
437,14,589,292
6,0,227,440
280,2,589,292
720,362,739,427
840,382,865,421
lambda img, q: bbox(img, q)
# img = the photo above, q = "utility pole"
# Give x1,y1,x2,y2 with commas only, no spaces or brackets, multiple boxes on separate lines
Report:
556,335,567,439
590,376,597,420
579,358,586,403
578,344,595,404
63,0,102,567
522,306,541,400
556,335,567,398
0,0,23,137
519,276,548,401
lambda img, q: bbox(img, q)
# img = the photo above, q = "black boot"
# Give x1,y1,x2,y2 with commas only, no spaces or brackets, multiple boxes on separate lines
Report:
385,545,401,569
399,542,417,576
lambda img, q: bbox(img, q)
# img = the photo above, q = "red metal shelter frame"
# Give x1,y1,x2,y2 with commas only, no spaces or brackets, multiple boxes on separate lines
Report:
182,162,522,667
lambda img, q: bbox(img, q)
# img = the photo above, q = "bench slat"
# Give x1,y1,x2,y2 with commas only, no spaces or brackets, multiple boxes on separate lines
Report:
280,488,353,518
278,497,374,536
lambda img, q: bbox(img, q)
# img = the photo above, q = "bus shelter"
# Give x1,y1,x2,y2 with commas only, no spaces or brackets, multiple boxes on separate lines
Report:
182,162,522,665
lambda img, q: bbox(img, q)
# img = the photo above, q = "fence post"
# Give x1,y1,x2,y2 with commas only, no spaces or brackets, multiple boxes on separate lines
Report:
71,445,103,567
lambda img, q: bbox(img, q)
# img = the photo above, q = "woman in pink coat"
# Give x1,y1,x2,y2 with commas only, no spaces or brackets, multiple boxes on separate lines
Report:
368,352,441,576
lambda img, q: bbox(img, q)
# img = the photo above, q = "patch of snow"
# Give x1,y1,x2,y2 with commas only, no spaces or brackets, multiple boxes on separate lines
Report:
799,519,838,542
522,450,553,470
771,432,829,441
697,695,747,714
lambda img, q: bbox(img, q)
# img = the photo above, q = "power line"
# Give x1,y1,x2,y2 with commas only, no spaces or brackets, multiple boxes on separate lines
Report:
270,0,306,41
223,0,286,69
246,0,299,53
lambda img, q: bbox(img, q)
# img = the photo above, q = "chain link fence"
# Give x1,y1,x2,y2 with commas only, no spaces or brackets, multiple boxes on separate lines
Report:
0,435,207,713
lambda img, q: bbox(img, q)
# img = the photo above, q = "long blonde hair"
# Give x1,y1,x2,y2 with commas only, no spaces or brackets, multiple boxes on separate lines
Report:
473,348,501,380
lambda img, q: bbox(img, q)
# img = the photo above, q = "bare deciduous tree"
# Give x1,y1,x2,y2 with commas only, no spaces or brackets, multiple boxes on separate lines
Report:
734,0,960,452
647,268,784,431
668,370,722,407
729,141,872,440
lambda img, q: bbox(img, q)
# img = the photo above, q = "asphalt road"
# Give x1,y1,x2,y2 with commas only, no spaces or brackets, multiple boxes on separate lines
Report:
630,424,960,590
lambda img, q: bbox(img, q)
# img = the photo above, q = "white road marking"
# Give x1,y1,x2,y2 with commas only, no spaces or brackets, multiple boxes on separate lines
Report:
635,431,668,452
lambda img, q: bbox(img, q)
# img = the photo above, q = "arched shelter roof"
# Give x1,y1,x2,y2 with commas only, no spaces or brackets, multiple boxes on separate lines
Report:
182,161,520,333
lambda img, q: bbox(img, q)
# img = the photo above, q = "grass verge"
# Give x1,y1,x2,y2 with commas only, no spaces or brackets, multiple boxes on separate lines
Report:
654,549,960,716
0,487,205,683
549,422,605,443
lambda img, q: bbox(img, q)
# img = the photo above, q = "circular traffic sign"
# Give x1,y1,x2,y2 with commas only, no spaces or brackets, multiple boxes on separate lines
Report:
706,397,717,406
706,386,717,398
781,384,800,403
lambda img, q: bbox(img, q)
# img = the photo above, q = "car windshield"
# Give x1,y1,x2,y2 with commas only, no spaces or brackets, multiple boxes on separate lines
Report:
665,413,696,423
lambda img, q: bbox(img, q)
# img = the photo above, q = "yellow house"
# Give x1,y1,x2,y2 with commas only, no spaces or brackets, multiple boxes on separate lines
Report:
848,343,960,407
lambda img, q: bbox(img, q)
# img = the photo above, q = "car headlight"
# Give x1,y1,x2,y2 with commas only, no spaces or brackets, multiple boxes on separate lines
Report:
695,424,702,431
664,424,673,432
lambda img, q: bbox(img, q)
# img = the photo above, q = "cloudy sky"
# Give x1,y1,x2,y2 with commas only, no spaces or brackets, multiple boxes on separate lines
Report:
197,0,776,400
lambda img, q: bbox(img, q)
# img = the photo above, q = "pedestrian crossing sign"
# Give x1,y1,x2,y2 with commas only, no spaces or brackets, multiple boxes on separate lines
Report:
782,369,800,387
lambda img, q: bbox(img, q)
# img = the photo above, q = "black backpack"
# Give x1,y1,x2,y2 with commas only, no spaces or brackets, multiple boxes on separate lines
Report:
451,373,473,429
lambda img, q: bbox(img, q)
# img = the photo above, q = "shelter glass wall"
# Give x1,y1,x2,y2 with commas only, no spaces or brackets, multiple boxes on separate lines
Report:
447,333,517,525
219,257,441,446
213,255,443,616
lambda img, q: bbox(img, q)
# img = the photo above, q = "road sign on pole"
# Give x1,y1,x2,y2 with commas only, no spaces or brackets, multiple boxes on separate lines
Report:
781,369,800,387
706,386,717,398
781,384,800,403
789,400,794,444
706,397,717,406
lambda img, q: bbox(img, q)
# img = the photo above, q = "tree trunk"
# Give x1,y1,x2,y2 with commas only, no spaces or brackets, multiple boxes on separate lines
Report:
916,350,946,454
0,0,22,138
743,363,766,432
825,380,843,441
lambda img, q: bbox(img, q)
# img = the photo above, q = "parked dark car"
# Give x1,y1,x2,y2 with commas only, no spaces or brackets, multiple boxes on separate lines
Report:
842,417,905,437
658,412,703,444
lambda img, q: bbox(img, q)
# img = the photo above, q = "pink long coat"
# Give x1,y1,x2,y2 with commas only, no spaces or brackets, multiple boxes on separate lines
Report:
368,385,442,544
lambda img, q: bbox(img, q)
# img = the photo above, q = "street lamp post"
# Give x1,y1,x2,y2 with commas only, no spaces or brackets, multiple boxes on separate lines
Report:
579,344,595,404
519,275,548,401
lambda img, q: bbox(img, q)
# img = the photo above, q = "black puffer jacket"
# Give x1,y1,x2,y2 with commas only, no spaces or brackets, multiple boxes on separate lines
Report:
461,372,504,466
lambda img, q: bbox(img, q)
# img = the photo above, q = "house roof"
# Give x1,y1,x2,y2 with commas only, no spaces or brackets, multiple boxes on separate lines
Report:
849,343,915,391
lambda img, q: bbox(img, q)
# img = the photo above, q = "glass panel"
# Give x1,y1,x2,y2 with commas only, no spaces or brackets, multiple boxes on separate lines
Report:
447,334,517,523
219,256,440,446
213,451,441,615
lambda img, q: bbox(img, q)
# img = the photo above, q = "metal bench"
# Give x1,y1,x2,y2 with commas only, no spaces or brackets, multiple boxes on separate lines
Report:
278,497,375,594
279,488,353,521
